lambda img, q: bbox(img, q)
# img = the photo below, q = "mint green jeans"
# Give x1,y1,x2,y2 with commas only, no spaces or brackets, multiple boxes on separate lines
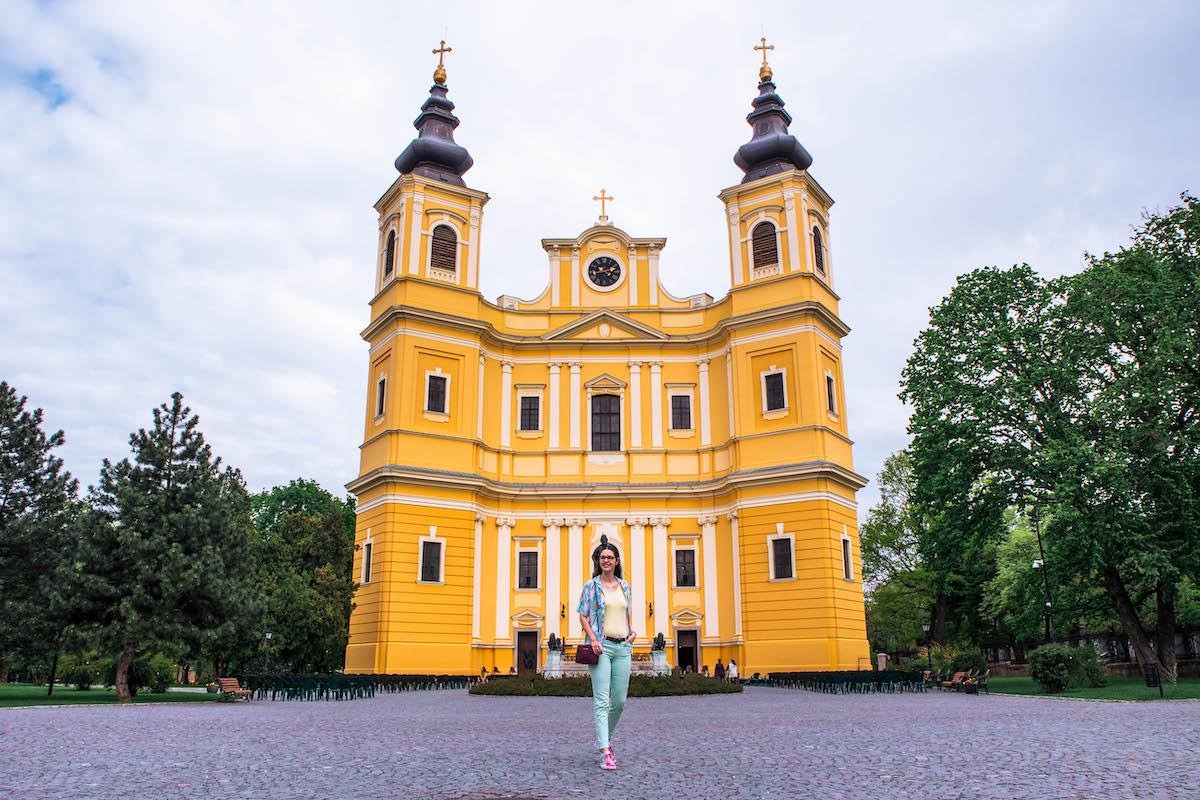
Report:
588,639,631,750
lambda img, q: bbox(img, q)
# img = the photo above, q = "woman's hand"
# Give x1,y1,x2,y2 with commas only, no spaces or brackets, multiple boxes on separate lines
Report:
626,631,637,644
591,640,603,655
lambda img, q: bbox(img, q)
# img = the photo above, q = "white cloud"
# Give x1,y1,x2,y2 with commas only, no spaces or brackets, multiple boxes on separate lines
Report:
1,0,1197,512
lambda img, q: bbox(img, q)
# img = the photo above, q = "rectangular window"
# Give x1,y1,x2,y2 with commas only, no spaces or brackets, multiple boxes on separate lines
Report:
842,538,853,580
772,537,793,580
518,551,539,589
519,396,540,431
765,373,786,412
670,394,692,431
591,394,620,451
826,374,837,414
420,540,442,583
675,549,697,587
376,377,386,417
426,375,447,414
361,541,373,583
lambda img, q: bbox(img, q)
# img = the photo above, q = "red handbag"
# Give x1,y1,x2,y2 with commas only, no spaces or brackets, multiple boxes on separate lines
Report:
575,643,599,665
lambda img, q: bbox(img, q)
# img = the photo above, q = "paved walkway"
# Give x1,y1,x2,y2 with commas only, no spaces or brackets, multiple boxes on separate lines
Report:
2,688,1197,799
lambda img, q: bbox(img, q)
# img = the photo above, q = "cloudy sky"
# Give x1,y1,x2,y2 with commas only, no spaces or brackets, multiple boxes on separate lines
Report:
2,1,1197,511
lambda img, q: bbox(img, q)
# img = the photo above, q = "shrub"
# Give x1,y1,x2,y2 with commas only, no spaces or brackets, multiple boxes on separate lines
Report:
469,673,742,697
951,649,987,675
103,655,154,697
147,654,175,694
1067,645,1107,689
1029,644,1072,692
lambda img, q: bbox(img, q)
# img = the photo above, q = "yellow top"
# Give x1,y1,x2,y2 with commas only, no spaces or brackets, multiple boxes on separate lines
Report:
602,585,629,639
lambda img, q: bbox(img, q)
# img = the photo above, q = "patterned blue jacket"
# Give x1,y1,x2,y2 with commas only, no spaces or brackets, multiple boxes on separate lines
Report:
577,576,632,641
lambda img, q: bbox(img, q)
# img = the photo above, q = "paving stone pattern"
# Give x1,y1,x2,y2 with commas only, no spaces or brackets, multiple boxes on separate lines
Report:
2,688,1198,799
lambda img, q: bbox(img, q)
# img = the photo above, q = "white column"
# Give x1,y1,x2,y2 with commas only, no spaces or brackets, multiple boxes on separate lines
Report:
628,361,643,448
627,245,639,306
406,192,425,275
729,510,743,640
801,191,813,272
495,516,515,643
471,512,484,641
548,362,561,449
726,205,743,286
648,246,660,305
468,206,481,288
476,355,486,440
699,515,720,640
543,518,562,638
725,349,735,439
783,189,801,273
570,247,580,306
569,362,582,449
549,246,560,305
500,361,513,448
651,517,670,638
567,518,585,641
627,517,648,636
697,358,712,447
649,361,663,448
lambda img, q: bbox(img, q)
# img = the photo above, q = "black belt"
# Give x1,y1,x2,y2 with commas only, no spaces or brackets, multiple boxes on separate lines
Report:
604,635,627,643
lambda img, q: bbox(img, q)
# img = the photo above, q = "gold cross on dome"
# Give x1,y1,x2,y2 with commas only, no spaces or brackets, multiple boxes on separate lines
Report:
593,188,614,218
433,40,453,68
754,36,775,67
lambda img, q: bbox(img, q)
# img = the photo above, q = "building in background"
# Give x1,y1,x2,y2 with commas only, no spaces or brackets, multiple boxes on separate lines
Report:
345,41,870,676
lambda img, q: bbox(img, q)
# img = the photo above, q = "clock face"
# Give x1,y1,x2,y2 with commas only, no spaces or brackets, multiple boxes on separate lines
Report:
587,256,622,288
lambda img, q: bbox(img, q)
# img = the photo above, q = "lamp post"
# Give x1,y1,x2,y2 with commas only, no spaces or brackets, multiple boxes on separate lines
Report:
1029,506,1055,642
922,622,932,672
263,630,273,674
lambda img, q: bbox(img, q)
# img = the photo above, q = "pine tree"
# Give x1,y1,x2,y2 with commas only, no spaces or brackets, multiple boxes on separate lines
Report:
0,381,78,683
83,393,252,700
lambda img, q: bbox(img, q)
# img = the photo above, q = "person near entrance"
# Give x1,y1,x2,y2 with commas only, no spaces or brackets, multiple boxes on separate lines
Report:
577,535,636,771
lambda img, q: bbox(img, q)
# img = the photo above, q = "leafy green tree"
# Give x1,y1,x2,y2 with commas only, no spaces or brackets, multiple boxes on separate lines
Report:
80,393,252,700
234,479,356,673
0,382,79,687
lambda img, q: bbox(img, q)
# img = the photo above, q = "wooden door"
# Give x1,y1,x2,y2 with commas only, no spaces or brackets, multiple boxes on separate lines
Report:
517,631,539,675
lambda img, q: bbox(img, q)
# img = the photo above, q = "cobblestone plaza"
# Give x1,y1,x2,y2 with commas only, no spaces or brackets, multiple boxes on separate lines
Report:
2,688,1198,799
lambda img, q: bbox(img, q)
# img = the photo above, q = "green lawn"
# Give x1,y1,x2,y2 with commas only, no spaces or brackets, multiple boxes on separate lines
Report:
0,683,218,708
987,676,1200,701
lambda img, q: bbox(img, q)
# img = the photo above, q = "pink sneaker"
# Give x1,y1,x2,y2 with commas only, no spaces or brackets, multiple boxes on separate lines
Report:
600,751,616,770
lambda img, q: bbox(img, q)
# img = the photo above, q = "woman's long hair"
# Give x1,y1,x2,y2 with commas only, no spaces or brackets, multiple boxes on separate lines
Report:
591,535,623,579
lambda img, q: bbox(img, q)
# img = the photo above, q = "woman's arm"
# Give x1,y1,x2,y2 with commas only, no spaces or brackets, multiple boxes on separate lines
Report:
579,613,603,654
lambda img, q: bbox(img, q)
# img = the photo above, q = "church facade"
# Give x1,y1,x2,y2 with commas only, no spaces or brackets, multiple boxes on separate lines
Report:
344,42,870,677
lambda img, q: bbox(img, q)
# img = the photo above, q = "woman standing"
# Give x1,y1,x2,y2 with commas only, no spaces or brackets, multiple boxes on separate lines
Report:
577,535,636,770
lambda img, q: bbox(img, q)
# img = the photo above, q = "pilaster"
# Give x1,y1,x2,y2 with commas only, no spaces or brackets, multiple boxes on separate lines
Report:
495,516,516,644
699,514,720,640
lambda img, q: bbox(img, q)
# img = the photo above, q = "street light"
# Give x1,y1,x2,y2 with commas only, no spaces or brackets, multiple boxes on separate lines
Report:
1029,506,1056,644
263,630,273,674
922,622,932,673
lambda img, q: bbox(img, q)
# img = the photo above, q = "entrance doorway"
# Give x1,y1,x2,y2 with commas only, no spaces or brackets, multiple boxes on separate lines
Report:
516,631,539,675
676,630,698,673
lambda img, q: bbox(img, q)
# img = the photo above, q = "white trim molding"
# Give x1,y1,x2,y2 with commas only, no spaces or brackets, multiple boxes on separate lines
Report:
759,365,789,417
417,526,446,585
767,523,796,582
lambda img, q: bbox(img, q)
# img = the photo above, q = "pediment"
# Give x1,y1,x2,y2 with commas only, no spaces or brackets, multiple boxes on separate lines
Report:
584,373,627,391
511,609,545,627
543,310,667,341
670,608,704,625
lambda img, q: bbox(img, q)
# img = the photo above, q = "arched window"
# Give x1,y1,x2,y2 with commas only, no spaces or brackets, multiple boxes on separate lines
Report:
383,230,395,276
811,225,826,275
430,224,457,273
751,222,778,270
590,394,620,451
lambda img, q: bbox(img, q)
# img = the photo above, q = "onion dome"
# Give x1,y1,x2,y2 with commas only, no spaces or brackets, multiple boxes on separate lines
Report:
733,43,812,183
394,42,474,186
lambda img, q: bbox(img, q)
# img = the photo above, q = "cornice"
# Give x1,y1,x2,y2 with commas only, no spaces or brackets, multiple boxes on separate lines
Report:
345,459,868,499
361,297,850,348
374,172,490,213
717,168,835,210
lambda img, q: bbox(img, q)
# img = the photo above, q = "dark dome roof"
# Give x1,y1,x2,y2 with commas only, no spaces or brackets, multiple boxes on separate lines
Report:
394,81,474,186
733,78,812,182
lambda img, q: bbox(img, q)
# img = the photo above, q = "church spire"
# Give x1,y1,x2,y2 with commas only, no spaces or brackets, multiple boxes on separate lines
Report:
394,39,475,187
733,37,813,183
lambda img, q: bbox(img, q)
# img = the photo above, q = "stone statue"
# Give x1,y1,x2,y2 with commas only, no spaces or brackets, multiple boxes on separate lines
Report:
652,632,666,651
547,633,561,652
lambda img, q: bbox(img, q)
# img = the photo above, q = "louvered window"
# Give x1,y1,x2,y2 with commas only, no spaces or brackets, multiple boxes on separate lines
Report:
751,222,778,270
384,230,395,276
812,225,825,275
591,394,620,451
430,225,457,272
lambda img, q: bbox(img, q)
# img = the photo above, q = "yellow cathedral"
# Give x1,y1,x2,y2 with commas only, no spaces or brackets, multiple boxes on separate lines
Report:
344,41,870,677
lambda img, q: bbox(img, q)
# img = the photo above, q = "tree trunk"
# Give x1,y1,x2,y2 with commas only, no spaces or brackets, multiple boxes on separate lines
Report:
46,647,61,697
1156,584,1179,683
115,644,136,702
1102,565,1161,674
932,593,949,645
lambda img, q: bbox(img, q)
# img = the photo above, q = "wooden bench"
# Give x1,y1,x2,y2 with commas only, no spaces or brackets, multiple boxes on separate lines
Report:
218,677,252,700
940,671,967,690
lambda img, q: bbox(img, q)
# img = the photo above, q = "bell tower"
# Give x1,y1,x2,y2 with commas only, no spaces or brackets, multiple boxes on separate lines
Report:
719,39,833,290
372,41,489,297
